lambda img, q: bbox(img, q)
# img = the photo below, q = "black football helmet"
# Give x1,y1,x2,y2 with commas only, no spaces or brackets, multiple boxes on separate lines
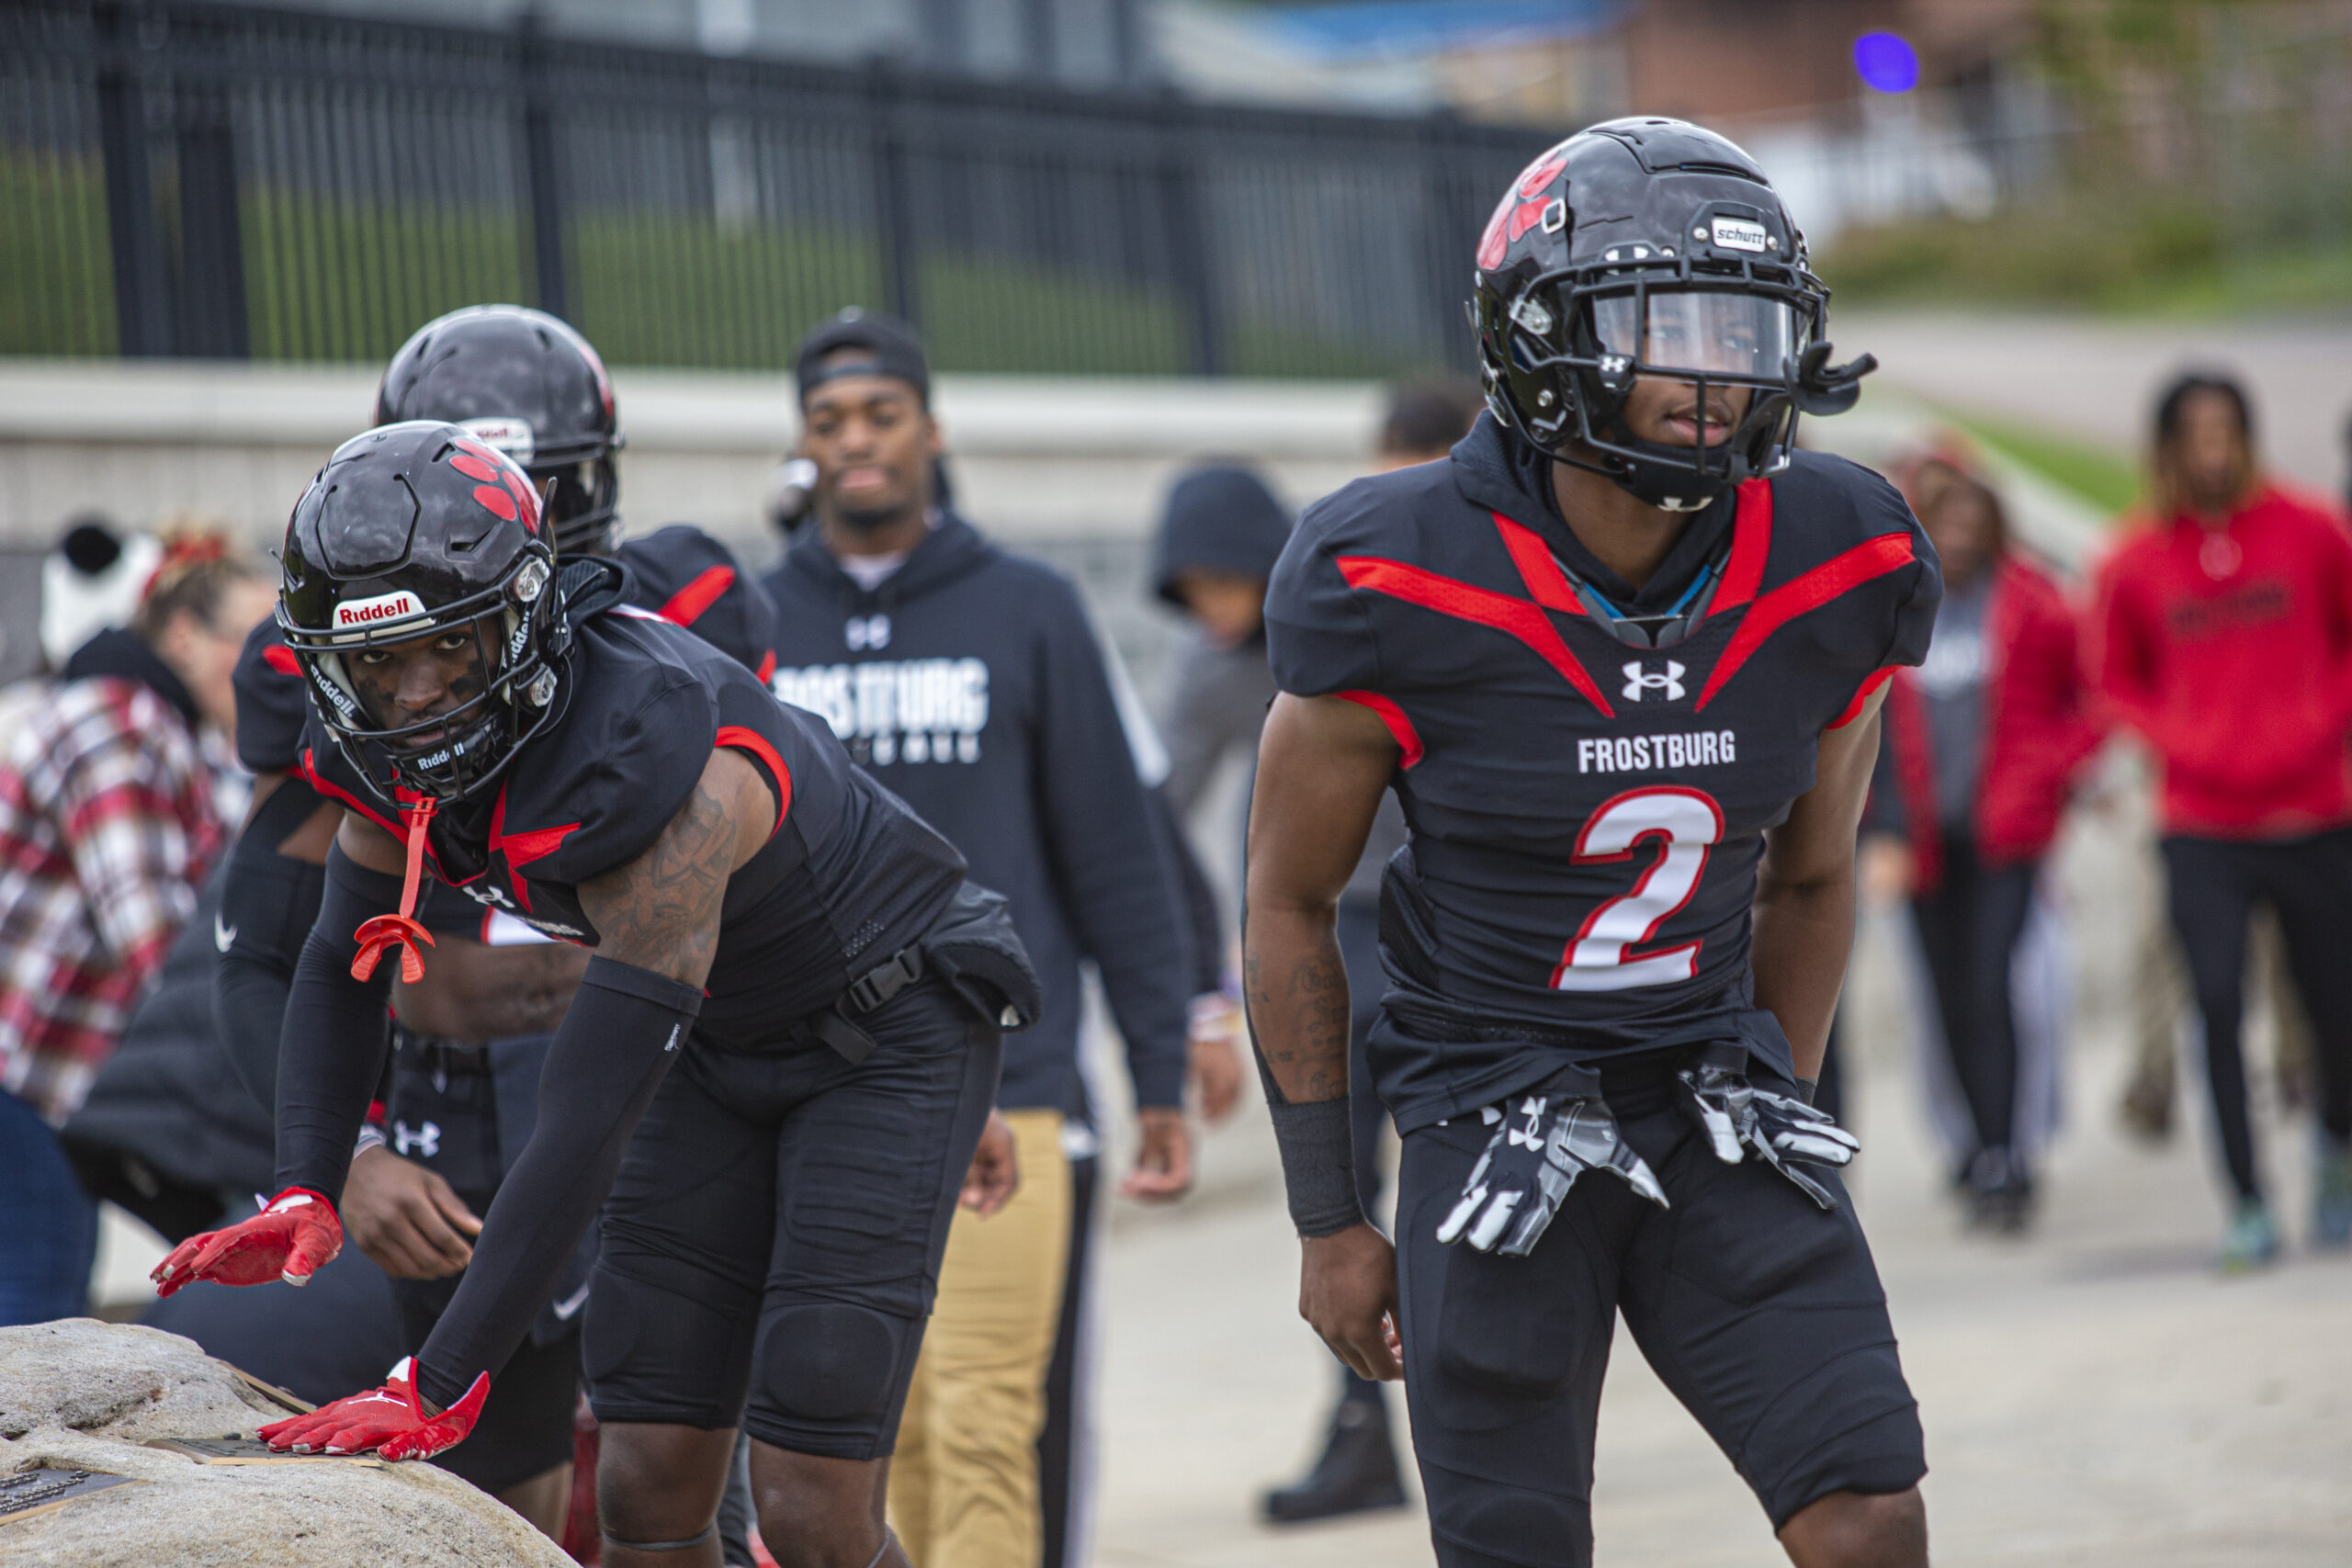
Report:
278,421,565,801
376,305,623,557
1471,117,1875,512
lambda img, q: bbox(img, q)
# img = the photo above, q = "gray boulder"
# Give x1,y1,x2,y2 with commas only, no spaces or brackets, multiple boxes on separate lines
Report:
0,1319,569,1566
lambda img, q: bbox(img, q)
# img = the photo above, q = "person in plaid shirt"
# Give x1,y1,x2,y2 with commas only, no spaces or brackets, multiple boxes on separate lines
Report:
0,535,275,1325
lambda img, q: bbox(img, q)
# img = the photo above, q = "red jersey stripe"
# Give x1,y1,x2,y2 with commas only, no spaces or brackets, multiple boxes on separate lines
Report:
658,565,736,627
1336,690,1425,768
1710,479,1775,615
1695,532,1915,712
1490,514,1585,615
1338,555,1616,717
717,725,793,837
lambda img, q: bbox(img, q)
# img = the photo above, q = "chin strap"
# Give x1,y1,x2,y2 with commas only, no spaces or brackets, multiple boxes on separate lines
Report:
352,795,438,983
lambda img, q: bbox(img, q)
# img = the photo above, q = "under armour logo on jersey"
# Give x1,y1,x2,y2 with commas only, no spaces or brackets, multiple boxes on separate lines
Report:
846,615,891,651
1622,660,1687,702
1509,1097,1548,1150
392,1120,440,1159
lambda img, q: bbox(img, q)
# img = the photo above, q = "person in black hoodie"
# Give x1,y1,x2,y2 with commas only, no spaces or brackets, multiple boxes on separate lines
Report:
763,310,1194,1568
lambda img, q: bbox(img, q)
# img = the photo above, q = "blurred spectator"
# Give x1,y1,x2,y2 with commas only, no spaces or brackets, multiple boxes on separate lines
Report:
0,531,274,1324
2089,371,2352,1269
1147,378,1479,1527
763,310,1194,1568
1865,468,2101,1232
60,857,409,1409
39,513,162,671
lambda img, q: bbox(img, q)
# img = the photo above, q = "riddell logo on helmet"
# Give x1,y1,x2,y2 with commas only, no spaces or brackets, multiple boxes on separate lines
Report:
458,417,536,466
334,591,426,628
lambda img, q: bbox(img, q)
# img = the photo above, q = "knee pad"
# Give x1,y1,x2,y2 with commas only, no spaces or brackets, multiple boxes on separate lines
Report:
752,1303,904,1422
582,1263,751,1421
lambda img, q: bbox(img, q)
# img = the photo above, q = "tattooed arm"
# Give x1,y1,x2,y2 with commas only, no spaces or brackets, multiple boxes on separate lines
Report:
1244,692,1402,1382
399,750,775,1409
578,748,774,987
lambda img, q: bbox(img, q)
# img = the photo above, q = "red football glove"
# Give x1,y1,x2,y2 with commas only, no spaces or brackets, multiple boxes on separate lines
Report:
151,1187,345,1298
257,1356,491,1461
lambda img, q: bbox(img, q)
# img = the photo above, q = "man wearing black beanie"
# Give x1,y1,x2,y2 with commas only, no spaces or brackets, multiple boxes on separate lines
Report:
763,310,1198,1568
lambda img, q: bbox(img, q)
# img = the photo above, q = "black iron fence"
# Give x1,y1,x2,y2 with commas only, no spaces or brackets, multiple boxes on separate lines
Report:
0,1,1551,376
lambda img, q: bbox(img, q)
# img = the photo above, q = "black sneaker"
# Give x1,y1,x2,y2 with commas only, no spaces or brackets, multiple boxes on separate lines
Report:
1261,1395,1408,1525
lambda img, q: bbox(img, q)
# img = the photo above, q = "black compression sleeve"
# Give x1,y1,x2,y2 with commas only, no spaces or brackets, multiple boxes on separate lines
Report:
272,844,401,1205
413,956,700,1410
213,838,329,1112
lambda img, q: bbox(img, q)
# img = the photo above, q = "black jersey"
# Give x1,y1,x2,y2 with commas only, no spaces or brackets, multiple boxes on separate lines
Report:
232,525,775,779
616,525,781,682
233,618,315,776
300,581,967,1043
1266,416,1938,1127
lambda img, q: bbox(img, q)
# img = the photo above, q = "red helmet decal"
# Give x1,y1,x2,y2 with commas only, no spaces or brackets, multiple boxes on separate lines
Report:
1478,148,1572,272
448,451,500,483
473,483,518,522
501,467,540,531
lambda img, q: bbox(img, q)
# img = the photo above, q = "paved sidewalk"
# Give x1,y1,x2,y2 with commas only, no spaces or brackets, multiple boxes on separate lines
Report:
1091,1037,2352,1568
1088,790,2352,1567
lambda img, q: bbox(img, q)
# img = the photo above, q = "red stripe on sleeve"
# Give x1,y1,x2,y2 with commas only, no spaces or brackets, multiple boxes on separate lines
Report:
299,748,422,859
658,565,736,627
263,644,301,676
1694,532,1917,712
1336,690,1425,768
1338,555,1615,717
716,725,793,837
1827,665,1898,729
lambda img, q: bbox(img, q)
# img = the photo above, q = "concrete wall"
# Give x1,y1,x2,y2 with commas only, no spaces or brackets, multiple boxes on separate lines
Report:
0,359,1383,558
0,356,1388,693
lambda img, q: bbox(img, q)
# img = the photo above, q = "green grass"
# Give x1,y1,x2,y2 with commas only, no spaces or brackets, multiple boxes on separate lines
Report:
1822,190,2352,319
0,146,1428,376
242,188,529,363
0,149,117,355
1939,410,2143,517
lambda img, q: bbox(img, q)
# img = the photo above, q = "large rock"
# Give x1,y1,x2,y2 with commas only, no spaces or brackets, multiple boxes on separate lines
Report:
0,1319,569,1566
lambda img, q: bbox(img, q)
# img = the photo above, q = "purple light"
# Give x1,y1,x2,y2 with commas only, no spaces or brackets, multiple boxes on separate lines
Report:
1853,32,1919,94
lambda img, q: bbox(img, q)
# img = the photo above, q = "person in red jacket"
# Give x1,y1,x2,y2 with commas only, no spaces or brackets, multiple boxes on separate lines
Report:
2090,370,2352,1268
1869,466,2101,1230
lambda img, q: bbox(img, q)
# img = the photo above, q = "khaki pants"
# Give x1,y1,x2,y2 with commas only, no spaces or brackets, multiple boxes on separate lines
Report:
890,1108,1071,1568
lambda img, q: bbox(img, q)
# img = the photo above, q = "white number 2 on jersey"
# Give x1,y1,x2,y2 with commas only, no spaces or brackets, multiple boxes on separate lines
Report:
1550,786,1724,992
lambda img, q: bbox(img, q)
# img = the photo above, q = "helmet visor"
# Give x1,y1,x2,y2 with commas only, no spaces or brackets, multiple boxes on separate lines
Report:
1591,289,1795,379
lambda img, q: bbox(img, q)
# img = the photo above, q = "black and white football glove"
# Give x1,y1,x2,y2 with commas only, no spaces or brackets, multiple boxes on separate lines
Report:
1437,1091,1668,1257
1678,1058,1860,1210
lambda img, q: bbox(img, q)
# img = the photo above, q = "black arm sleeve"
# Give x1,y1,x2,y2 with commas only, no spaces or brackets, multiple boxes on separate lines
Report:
213,840,328,1113
271,844,401,1205
214,775,334,1111
413,956,699,1410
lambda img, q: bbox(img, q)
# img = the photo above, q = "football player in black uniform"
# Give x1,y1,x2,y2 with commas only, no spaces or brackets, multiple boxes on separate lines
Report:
204,305,796,1539
1245,118,1939,1568
164,420,1031,1568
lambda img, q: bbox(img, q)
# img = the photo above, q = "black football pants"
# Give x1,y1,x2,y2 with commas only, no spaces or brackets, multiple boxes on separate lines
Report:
1907,831,2037,1179
2162,828,2352,1201
1395,1059,1925,1567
